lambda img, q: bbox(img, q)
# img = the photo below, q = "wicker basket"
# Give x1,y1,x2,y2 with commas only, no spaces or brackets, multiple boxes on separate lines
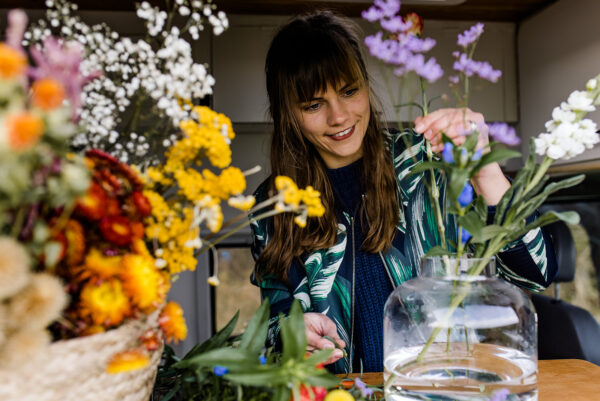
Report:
0,315,162,401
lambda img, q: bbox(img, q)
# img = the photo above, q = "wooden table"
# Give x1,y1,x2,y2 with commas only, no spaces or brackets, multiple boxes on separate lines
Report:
340,359,600,400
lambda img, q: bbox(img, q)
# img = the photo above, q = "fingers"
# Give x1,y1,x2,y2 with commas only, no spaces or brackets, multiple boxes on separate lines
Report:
304,313,346,365
413,108,487,153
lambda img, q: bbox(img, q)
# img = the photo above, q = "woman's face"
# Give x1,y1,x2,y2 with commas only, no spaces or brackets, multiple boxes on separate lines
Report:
293,80,370,169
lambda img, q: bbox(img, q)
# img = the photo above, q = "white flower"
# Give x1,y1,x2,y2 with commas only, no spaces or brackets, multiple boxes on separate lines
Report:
551,106,576,124
546,144,566,160
566,90,595,112
587,78,598,91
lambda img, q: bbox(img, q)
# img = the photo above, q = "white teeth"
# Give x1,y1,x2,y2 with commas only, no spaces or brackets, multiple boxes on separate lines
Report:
333,127,352,137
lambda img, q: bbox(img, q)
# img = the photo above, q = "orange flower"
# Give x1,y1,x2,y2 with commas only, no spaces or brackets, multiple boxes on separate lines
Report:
159,301,187,344
79,279,130,326
31,78,66,110
100,215,133,246
404,12,424,36
106,349,150,374
120,254,162,310
76,181,107,220
132,191,152,217
63,219,86,266
0,43,26,78
5,112,44,151
139,329,162,351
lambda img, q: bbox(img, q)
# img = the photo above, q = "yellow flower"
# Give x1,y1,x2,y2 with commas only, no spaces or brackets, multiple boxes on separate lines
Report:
159,301,187,344
228,195,256,211
323,389,355,401
294,213,307,228
0,43,26,79
301,186,325,217
219,166,246,197
120,254,163,310
79,279,130,327
81,248,122,280
106,349,150,374
275,176,301,208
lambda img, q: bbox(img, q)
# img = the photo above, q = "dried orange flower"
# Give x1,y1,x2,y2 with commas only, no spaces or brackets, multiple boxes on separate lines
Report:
106,349,150,374
5,112,44,151
31,78,66,110
159,301,187,344
79,279,130,327
0,43,26,78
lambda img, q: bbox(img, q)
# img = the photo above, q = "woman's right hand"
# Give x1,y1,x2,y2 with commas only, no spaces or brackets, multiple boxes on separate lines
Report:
304,312,346,365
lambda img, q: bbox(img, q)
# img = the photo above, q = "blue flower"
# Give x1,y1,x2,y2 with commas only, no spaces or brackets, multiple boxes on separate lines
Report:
458,183,473,207
213,365,228,376
258,355,267,365
460,227,471,244
472,149,482,161
442,142,454,163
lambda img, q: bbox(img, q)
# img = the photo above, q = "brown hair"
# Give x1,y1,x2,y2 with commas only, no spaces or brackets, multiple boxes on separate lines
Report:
257,10,399,282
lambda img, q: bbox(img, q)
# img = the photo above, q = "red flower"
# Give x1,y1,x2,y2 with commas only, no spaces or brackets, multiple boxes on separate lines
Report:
76,181,107,220
132,191,152,217
139,329,162,351
131,221,145,240
404,12,424,36
291,385,328,401
106,196,122,216
100,215,133,246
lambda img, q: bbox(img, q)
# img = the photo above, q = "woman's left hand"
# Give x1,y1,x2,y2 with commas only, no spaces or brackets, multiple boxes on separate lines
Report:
413,107,488,153
413,107,511,206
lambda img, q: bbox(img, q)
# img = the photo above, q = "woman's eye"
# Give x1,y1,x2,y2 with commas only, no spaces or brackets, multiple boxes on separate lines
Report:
304,103,321,111
343,88,358,97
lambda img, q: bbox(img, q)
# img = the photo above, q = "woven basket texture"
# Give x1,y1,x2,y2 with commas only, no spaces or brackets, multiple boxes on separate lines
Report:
0,316,162,401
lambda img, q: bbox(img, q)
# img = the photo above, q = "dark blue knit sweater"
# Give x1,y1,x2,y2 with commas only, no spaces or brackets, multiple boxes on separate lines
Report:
327,159,394,373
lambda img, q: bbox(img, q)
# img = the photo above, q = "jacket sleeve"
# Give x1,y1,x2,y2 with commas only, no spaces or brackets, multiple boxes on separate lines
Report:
490,206,558,292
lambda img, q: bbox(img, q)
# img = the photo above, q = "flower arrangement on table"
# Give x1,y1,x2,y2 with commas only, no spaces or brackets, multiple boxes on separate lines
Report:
1,0,330,393
362,0,600,399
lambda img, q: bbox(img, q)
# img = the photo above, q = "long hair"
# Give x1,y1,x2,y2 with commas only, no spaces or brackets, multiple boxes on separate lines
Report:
257,10,399,282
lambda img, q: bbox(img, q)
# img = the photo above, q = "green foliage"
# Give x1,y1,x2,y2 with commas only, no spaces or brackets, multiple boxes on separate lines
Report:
153,300,340,401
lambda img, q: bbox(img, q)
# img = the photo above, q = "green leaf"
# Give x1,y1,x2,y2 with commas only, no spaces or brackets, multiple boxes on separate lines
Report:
474,194,488,222
303,348,333,366
407,161,447,176
280,300,307,362
476,225,510,243
303,372,342,389
463,130,480,152
173,347,255,370
457,211,484,238
505,210,580,244
424,245,450,257
448,170,470,209
272,386,291,401
240,301,270,354
183,311,239,359
225,368,291,386
472,147,521,175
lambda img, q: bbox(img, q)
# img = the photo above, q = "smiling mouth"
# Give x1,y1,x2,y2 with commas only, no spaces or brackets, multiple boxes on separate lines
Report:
328,125,354,140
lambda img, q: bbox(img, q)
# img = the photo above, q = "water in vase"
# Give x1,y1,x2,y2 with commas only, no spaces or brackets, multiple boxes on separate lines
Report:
383,343,537,401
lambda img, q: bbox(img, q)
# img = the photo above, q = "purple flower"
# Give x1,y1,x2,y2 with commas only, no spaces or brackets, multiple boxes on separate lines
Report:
354,378,374,397
449,75,459,85
381,16,412,33
213,365,229,376
488,123,521,146
453,52,502,83
460,227,471,244
361,7,384,22
6,9,27,50
404,35,436,53
489,388,510,401
29,37,102,119
258,355,267,365
458,183,474,207
442,142,454,163
374,0,402,18
457,23,484,48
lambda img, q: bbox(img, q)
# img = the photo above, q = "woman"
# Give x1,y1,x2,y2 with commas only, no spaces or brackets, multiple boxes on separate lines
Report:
250,10,556,374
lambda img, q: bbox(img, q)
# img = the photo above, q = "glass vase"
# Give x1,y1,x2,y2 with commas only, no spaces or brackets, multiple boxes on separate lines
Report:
383,256,537,401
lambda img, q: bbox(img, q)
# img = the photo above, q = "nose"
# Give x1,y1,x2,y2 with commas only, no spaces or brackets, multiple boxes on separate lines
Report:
327,100,349,127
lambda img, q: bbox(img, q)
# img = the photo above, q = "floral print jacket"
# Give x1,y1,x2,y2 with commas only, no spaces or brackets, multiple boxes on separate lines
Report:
250,129,556,373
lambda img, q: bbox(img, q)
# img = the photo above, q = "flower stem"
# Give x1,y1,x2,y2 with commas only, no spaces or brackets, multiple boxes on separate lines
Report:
524,156,553,194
